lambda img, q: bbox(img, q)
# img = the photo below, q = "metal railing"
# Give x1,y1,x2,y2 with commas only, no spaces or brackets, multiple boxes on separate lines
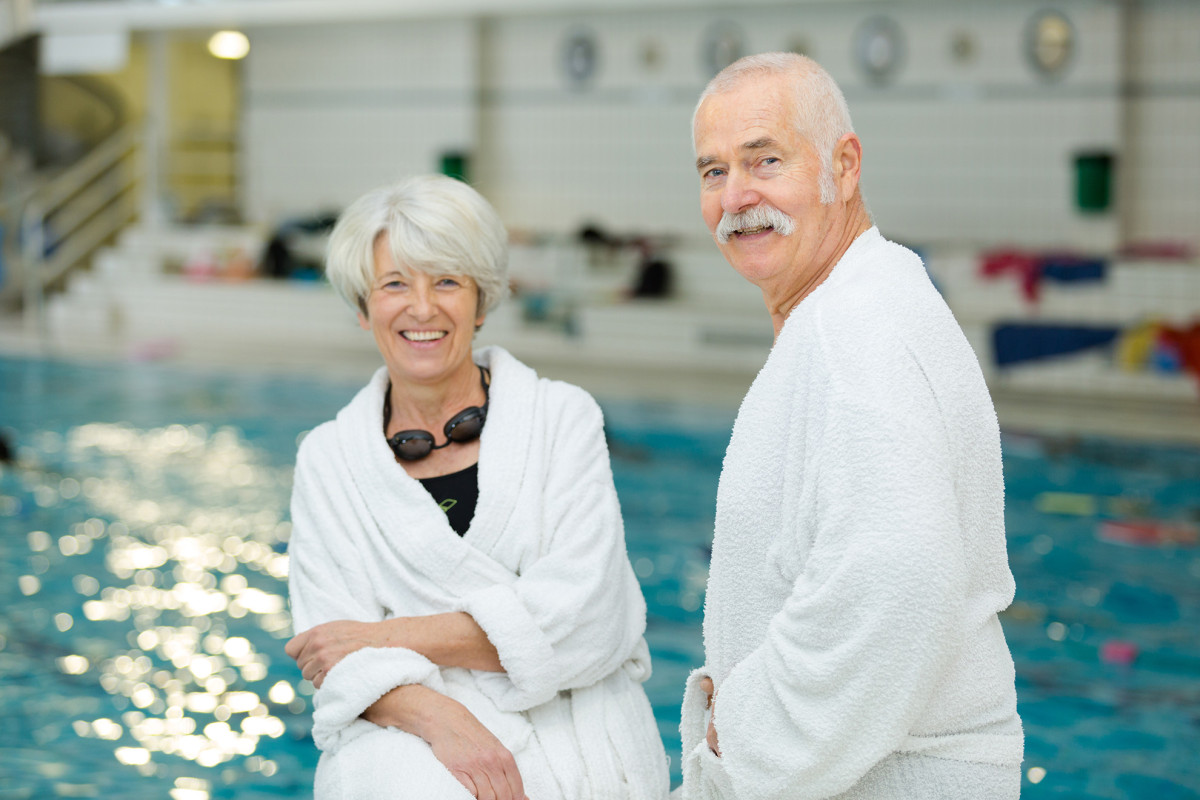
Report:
21,123,142,334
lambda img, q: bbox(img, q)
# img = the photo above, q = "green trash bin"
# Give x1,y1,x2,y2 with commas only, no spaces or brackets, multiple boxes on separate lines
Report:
1074,151,1114,213
440,151,470,183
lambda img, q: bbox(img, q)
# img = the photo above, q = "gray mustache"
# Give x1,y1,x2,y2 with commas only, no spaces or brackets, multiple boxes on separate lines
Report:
715,205,796,244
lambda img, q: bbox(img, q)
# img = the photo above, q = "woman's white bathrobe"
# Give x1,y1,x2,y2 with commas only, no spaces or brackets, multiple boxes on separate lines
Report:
288,346,668,800
679,228,1024,800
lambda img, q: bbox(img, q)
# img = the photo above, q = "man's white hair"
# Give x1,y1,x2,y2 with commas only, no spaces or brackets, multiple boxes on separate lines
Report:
693,52,855,204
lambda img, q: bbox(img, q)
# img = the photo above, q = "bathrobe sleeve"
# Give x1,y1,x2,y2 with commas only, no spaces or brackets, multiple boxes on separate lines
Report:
288,428,445,754
705,327,971,798
459,387,649,712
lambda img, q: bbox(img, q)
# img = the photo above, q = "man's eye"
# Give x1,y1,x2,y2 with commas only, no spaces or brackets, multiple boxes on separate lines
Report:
703,168,725,180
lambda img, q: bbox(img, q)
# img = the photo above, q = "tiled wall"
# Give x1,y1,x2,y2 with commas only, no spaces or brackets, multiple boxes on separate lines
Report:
1123,0,1200,248
241,20,478,223
240,0,1198,256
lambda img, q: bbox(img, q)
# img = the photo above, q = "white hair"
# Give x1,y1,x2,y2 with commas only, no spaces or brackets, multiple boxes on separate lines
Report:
693,52,855,204
325,175,510,316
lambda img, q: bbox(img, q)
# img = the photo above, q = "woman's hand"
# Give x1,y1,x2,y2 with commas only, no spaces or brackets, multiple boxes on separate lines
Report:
365,685,529,800
700,676,721,757
426,702,529,800
287,613,503,688
285,620,379,688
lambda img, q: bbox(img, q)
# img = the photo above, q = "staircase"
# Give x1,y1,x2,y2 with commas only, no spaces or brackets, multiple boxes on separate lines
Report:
0,55,141,333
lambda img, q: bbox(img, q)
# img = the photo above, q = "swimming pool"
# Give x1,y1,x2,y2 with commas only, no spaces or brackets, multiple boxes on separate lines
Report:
1,355,1197,799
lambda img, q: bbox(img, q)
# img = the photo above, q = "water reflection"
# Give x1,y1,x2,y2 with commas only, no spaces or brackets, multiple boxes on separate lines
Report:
3,420,313,796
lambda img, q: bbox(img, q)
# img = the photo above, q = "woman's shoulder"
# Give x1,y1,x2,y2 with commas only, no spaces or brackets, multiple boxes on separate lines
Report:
539,374,600,412
295,419,340,466
295,368,387,463
485,345,602,417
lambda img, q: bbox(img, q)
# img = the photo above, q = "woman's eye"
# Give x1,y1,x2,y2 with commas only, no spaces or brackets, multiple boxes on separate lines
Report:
382,280,406,291
437,278,462,288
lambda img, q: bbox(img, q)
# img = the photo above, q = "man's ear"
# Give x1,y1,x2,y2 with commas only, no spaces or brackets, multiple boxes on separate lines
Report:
833,132,863,200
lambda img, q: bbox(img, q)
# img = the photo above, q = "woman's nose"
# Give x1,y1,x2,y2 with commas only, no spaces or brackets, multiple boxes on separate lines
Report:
407,281,436,319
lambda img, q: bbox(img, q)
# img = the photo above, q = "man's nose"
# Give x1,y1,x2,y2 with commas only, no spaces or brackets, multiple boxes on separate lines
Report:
721,171,760,214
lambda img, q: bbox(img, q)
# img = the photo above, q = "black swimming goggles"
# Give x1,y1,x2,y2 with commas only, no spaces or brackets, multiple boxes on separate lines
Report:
384,365,490,462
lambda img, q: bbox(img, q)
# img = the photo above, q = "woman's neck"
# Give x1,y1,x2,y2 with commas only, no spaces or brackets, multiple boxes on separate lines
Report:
386,361,484,434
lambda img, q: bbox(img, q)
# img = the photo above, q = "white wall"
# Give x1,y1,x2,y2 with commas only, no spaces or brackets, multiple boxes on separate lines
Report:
0,0,33,49
475,11,714,240
474,1,1125,250
241,19,479,224
239,0,1196,254
1123,0,1200,248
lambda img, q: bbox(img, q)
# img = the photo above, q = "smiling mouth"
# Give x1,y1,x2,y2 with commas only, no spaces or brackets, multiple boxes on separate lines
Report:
401,330,447,342
735,225,772,237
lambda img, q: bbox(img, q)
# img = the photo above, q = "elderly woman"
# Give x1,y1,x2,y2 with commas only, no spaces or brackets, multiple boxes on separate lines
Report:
283,175,668,800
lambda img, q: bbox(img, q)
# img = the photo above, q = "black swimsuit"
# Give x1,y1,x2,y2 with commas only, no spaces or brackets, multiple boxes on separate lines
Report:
418,463,478,537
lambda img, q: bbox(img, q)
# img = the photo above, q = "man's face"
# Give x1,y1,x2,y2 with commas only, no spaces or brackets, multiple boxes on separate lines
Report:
693,74,839,291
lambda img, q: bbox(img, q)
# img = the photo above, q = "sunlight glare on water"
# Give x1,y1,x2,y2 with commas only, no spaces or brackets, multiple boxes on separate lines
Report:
2,406,313,798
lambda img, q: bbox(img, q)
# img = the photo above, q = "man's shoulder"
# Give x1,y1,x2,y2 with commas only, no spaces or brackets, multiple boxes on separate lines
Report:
818,238,940,329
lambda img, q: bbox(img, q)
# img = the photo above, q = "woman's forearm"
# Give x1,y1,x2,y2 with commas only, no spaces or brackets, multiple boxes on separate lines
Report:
287,612,502,688
379,612,503,672
365,683,528,799
363,683,446,735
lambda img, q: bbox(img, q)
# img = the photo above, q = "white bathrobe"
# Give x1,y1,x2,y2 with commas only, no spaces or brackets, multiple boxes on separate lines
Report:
288,346,668,800
679,228,1024,800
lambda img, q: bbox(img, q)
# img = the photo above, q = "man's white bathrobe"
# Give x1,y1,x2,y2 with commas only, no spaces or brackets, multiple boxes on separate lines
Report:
679,228,1024,799
289,346,668,800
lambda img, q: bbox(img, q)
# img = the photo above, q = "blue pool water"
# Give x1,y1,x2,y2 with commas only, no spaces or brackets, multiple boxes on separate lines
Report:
1,355,1198,799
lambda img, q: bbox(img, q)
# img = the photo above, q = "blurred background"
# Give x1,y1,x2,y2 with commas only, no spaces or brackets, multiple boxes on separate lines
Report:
0,0,1198,798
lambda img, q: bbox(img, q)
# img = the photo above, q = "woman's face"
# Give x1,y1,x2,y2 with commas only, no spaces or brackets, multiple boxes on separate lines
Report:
358,234,485,389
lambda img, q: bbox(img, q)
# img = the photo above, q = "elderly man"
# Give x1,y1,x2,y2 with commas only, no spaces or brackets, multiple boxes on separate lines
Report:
678,53,1024,799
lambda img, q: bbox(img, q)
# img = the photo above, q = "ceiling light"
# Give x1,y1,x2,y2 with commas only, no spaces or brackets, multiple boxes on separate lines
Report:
208,31,249,60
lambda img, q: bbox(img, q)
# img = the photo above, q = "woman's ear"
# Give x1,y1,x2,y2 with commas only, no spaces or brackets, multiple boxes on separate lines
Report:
474,293,486,332
356,296,371,330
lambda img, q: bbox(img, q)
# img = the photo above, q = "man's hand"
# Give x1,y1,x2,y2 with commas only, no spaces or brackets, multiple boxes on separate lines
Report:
285,620,378,688
365,686,529,800
700,676,721,757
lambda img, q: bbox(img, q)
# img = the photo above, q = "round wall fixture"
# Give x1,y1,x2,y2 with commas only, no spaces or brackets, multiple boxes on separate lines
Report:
854,15,905,84
950,29,978,66
787,35,814,59
638,37,664,73
1025,9,1075,79
562,29,599,88
701,21,744,78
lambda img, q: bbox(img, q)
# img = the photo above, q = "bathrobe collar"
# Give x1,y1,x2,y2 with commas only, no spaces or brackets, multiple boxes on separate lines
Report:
333,346,535,593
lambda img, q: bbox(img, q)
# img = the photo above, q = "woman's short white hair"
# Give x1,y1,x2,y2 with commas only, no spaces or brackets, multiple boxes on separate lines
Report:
694,52,855,204
325,174,510,316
